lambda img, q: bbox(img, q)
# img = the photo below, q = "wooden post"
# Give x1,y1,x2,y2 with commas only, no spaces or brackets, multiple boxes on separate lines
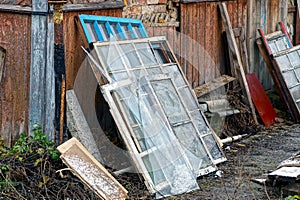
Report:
219,2,258,124
29,0,55,139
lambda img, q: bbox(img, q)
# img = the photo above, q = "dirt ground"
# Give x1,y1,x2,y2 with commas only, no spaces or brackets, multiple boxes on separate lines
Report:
119,122,300,200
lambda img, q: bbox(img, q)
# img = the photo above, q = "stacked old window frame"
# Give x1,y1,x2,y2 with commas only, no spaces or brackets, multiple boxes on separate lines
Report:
79,15,226,198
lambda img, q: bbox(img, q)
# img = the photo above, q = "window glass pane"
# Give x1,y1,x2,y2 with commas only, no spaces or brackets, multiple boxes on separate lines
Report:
162,65,186,87
276,55,291,72
111,71,128,81
110,23,121,40
135,43,157,66
120,44,141,68
147,67,163,75
190,110,210,134
203,134,223,160
132,25,143,38
178,87,198,111
173,123,212,170
98,22,109,41
85,22,97,42
283,71,298,88
151,79,189,124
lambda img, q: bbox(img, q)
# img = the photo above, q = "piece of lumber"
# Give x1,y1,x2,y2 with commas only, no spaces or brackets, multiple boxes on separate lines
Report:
60,74,66,144
57,137,128,200
219,3,258,124
66,89,103,163
193,75,236,97
246,73,277,126
0,46,6,83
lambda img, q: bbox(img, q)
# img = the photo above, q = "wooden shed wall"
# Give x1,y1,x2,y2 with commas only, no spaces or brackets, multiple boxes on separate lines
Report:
147,0,247,88
247,0,288,89
63,9,123,90
0,12,31,146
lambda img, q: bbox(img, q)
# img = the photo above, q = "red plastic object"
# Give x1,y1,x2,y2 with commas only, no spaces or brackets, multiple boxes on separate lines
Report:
246,73,278,126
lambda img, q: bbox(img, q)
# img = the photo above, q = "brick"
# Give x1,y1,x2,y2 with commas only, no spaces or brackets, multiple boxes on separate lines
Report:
141,5,166,14
135,0,146,5
130,5,142,13
147,0,159,5
158,0,167,4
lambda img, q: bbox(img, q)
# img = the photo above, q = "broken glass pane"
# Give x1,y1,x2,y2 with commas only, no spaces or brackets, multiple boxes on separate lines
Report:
173,123,213,173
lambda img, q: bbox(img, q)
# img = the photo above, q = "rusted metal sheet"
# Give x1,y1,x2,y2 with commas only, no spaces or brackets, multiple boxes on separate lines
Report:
63,9,123,90
246,73,277,126
0,12,31,147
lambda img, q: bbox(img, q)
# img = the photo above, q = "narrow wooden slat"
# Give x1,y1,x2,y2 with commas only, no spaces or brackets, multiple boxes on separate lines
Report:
192,3,198,88
193,75,236,98
198,3,206,85
204,2,212,83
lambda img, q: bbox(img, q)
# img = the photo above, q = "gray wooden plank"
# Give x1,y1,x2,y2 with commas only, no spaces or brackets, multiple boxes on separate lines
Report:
29,14,47,132
30,0,55,138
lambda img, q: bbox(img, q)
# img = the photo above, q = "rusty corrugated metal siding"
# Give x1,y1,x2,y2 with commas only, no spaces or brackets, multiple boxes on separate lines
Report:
0,12,31,146
63,9,123,90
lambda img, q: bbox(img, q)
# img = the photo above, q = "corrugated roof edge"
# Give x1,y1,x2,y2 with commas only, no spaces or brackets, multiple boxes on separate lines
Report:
63,0,124,12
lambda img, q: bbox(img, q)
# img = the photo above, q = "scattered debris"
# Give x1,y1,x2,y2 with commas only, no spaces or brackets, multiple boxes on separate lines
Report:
57,137,128,200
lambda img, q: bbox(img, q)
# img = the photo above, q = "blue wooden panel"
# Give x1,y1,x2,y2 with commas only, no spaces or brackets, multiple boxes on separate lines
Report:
79,14,148,43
